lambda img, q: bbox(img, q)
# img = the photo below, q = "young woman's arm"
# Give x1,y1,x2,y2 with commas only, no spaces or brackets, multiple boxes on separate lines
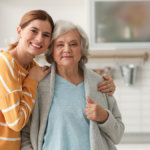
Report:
0,54,49,132
98,74,116,96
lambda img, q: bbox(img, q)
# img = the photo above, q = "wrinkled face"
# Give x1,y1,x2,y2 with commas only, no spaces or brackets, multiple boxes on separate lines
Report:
17,19,52,57
53,29,82,68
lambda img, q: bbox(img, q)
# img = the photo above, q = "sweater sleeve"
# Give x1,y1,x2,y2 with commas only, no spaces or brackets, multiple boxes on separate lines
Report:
98,95,125,144
0,53,38,132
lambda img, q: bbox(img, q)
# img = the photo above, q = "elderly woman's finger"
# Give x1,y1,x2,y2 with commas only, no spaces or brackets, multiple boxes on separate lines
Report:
84,108,95,120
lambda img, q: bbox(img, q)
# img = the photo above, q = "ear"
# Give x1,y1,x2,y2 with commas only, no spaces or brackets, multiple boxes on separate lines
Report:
17,26,22,39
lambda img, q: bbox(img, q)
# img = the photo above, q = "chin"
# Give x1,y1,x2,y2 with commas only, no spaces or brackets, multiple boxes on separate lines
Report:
63,62,78,67
31,51,43,57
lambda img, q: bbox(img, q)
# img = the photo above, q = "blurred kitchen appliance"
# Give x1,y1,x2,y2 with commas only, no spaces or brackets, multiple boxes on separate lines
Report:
120,64,137,86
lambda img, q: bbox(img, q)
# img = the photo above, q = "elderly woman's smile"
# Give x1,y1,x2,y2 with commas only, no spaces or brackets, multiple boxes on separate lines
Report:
62,56,73,58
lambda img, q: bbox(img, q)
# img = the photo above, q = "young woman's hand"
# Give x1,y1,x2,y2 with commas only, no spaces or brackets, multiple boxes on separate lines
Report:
98,74,116,96
85,97,109,123
28,66,51,82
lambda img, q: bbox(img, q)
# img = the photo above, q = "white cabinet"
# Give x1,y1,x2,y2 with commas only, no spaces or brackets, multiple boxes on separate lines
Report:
90,0,150,50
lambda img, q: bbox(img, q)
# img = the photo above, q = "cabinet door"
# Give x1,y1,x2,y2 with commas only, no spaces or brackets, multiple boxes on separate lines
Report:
90,0,150,50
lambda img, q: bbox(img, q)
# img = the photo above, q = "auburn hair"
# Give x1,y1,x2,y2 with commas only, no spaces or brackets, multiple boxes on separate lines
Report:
8,9,54,50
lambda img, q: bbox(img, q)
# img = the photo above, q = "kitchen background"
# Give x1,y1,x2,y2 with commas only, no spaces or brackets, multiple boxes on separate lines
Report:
1,0,150,149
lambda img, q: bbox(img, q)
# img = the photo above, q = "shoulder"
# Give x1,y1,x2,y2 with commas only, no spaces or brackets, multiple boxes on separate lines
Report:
38,73,51,87
83,65,104,94
83,65,117,109
38,63,56,93
0,51,17,75
0,51,14,66
27,60,39,71
83,65,104,83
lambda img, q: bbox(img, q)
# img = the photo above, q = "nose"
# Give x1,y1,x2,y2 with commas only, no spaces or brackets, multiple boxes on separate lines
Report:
35,33,43,43
64,44,71,52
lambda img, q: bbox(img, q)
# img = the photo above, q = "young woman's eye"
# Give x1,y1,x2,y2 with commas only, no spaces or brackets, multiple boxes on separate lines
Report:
31,30,37,33
43,34,50,37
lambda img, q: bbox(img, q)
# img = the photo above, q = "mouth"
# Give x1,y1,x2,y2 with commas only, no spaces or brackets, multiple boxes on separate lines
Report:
31,43,42,49
62,56,73,59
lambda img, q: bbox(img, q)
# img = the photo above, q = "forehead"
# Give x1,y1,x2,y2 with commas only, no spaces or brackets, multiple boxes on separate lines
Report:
25,19,52,32
55,29,81,42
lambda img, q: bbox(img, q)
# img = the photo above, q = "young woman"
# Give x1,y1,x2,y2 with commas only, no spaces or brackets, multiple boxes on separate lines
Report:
0,9,54,150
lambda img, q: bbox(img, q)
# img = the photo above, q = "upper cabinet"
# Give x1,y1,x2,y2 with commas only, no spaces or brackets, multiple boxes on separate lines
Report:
90,0,150,50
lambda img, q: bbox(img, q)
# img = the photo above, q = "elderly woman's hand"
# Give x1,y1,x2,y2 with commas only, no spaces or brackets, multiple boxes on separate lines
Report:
85,97,109,123
98,74,116,96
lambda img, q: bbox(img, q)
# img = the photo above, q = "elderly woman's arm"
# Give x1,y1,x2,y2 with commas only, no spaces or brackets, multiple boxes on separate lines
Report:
85,96,125,144
98,96,124,144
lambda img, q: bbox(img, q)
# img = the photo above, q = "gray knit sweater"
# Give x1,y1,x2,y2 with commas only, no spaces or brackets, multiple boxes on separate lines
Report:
21,63,125,150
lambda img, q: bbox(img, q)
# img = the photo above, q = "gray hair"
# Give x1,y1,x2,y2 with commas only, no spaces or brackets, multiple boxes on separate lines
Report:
45,20,89,64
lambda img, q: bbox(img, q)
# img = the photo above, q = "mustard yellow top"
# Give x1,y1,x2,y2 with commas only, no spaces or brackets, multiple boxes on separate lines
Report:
0,50,38,150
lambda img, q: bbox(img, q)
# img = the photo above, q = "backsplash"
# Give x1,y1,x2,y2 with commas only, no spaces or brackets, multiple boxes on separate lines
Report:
87,60,150,142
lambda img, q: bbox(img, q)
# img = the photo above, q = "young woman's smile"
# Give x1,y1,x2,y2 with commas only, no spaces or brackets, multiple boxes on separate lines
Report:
18,19,52,57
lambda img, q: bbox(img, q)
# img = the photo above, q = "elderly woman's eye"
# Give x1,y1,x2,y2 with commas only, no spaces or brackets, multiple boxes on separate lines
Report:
57,44,64,47
71,43,77,46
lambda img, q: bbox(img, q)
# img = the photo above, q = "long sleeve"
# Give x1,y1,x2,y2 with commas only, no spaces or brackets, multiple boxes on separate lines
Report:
83,65,125,149
98,95,125,144
0,52,38,132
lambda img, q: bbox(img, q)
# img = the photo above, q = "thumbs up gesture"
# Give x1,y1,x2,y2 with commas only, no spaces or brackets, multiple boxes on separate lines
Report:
85,97,109,123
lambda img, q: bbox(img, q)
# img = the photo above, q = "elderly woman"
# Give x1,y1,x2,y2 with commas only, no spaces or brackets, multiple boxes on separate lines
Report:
21,20,124,150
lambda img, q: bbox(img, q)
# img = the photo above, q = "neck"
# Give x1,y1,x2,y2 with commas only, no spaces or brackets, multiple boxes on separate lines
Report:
56,64,84,85
9,46,34,69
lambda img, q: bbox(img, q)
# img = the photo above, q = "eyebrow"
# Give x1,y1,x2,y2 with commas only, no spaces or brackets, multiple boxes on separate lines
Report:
31,27,51,35
70,40,79,42
56,40,79,43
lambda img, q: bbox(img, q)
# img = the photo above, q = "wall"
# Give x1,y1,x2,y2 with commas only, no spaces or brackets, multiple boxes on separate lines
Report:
1,0,150,146
0,0,89,49
87,57,150,143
